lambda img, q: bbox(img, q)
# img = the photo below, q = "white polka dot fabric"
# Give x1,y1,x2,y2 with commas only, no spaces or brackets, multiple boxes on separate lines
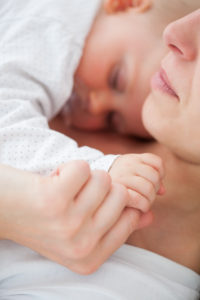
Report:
0,0,117,175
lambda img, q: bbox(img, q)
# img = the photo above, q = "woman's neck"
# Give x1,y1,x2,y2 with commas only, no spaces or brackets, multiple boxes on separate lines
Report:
127,146,200,273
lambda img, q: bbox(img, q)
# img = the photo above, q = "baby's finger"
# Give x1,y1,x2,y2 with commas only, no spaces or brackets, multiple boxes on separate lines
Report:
157,182,166,195
117,176,156,203
133,163,161,192
140,153,165,179
127,189,152,213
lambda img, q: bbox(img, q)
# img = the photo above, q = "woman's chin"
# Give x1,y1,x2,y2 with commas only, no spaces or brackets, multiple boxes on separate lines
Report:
142,97,157,139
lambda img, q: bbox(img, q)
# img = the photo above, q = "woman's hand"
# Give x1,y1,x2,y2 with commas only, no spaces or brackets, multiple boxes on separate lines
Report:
0,161,149,274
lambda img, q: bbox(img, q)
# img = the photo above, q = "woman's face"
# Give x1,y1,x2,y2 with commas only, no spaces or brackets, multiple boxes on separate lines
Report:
143,9,200,163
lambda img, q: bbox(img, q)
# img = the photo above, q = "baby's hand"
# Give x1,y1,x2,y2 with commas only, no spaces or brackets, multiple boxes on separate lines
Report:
109,153,165,213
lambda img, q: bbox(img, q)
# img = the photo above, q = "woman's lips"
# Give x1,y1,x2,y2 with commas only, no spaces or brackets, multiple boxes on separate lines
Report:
151,68,179,99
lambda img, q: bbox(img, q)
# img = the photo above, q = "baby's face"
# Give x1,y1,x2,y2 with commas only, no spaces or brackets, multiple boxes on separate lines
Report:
67,4,166,137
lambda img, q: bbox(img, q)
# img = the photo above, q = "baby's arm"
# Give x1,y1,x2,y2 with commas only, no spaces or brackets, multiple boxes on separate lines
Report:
0,0,116,176
0,161,150,274
109,153,165,212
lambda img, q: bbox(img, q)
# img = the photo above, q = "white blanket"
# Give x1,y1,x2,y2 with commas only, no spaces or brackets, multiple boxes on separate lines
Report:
0,241,199,299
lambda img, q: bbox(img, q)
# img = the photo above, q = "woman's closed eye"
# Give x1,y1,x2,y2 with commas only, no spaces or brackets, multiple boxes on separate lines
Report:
108,62,127,93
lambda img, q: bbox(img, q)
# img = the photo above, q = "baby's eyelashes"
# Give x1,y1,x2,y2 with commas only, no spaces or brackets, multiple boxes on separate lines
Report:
108,62,127,93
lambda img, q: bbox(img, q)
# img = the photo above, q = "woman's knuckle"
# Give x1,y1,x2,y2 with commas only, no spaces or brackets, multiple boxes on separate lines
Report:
72,237,95,260
94,170,111,188
74,261,99,275
36,191,60,219
66,217,83,237
101,170,111,182
69,160,91,179
77,160,91,175
84,262,99,274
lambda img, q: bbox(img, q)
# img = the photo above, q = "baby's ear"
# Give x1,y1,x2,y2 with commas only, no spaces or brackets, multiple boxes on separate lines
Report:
104,0,152,14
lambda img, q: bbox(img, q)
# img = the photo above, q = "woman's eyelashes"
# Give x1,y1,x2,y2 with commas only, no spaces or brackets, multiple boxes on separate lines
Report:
108,62,127,93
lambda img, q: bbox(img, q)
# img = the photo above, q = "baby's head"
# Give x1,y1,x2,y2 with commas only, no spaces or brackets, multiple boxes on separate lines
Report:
66,0,199,138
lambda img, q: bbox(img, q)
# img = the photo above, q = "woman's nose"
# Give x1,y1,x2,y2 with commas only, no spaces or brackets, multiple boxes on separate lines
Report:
163,10,200,61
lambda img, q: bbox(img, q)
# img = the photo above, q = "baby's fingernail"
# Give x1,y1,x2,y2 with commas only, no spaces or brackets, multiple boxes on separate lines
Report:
157,183,165,195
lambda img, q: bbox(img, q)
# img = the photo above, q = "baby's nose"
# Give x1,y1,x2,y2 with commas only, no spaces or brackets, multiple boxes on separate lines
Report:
88,91,112,115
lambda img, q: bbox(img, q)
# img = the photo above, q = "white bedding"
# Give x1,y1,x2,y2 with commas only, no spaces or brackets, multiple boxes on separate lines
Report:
0,241,199,300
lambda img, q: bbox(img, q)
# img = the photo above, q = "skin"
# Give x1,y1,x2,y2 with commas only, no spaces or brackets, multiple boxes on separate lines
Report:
2,0,200,277
143,8,200,164
0,155,164,275
64,0,200,137
51,9,200,274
